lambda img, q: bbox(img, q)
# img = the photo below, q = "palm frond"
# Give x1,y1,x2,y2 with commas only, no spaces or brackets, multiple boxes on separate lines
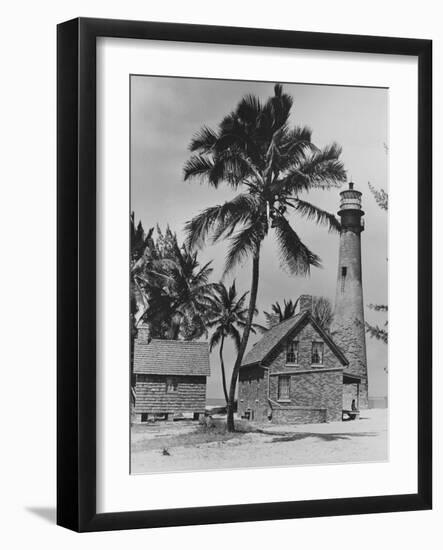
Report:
185,194,261,250
209,326,223,351
231,290,249,313
277,126,316,170
261,84,293,131
285,125,313,144
278,171,312,194
227,325,241,351
183,155,215,181
223,222,262,275
293,199,341,232
236,94,262,124
210,193,262,243
184,204,227,250
189,126,218,153
193,260,214,282
299,142,346,188
273,216,321,275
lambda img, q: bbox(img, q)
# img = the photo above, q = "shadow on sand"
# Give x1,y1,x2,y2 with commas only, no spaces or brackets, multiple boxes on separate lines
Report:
266,431,378,443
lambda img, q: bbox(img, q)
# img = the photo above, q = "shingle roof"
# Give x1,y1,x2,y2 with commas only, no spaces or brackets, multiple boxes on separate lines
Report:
241,311,348,367
242,313,305,367
134,339,210,376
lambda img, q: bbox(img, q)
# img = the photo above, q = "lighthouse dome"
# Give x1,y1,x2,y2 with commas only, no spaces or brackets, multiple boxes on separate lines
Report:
339,182,363,211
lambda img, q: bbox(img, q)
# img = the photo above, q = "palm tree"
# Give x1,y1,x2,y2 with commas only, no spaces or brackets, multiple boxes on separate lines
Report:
206,282,251,403
263,298,299,328
262,296,333,332
184,84,346,430
145,237,218,340
133,223,218,341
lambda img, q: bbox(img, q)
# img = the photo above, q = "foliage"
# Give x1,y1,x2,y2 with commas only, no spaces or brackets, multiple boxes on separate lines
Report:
366,178,389,345
368,303,388,312
184,84,347,430
130,215,218,341
312,296,333,332
207,282,250,352
206,282,260,402
131,212,153,262
366,303,388,345
368,182,388,210
262,296,333,332
263,298,299,328
365,321,388,345
184,85,345,278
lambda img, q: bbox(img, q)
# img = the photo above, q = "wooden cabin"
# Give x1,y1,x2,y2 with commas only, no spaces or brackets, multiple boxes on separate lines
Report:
133,333,210,422
238,298,361,424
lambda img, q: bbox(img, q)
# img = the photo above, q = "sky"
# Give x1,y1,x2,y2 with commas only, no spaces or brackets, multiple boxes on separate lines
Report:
130,75,388,399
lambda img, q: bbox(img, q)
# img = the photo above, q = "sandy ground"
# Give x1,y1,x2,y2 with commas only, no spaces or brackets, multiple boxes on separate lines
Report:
131,409,388,474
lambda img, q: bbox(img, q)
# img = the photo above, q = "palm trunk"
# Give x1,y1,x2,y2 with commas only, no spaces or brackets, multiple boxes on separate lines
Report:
219,335,229,404
226,248,260,432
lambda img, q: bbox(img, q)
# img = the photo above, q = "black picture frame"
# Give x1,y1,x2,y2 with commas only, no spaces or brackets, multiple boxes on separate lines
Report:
57,17,432,532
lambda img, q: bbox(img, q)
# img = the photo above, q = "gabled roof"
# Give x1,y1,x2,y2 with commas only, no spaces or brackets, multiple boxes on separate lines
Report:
241,311,348,368
134,339,210,376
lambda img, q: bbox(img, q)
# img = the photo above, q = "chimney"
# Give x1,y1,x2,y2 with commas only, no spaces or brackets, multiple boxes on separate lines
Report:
137,323,151,344
299,294,313,314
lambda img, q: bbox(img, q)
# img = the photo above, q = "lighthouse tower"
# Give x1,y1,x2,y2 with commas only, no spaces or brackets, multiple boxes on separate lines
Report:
331,182,368,409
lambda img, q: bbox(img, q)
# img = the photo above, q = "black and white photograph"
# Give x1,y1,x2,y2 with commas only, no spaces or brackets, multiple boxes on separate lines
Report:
0,0,436,543
129,76,388,474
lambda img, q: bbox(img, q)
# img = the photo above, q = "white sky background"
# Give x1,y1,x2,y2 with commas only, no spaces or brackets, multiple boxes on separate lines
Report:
131,76,388,399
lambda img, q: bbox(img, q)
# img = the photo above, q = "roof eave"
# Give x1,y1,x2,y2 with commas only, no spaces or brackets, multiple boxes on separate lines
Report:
307,314,350,366
259,310,309,365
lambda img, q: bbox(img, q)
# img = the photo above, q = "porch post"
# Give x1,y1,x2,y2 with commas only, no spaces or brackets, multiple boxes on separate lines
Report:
357,383,360,409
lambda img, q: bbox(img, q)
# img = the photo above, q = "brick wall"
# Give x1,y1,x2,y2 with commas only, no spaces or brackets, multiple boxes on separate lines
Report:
267,321,344,374
331,227,369,408
134,374,206,414
272,408,327,424
238,319,347,424
269,369,343,422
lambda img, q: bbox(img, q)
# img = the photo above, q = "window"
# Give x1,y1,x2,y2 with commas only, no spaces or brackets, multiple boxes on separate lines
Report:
286,340,299,363
311,342,324,365
165,377,178,393
278,375,290,401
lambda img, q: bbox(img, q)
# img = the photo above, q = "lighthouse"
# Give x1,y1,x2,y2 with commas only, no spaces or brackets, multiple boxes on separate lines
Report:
331,181,368,409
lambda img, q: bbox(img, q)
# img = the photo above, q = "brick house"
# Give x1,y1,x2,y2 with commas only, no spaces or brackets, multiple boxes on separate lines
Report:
238,296,361,424
133,329,210,422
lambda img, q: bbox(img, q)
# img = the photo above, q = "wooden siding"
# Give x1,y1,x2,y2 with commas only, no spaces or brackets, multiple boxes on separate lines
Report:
134,374,207,414
238,366,268,421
